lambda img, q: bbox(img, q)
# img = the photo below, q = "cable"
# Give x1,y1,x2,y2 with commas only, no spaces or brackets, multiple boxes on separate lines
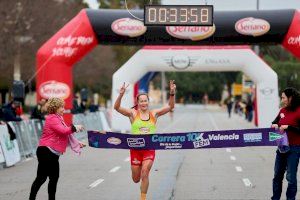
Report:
124,0,143,21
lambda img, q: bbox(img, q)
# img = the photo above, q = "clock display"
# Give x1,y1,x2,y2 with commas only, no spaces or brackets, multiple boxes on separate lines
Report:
144,5,213,26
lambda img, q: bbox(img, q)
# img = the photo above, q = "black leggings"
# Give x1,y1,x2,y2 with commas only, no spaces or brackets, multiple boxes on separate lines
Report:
29,146,60,200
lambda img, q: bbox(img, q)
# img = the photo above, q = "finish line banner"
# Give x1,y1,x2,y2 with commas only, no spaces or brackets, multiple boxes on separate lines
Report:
88,128,283,150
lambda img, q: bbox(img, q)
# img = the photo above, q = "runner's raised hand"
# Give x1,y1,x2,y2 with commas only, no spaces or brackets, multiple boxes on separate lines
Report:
169,80,176,94
119,82,129,95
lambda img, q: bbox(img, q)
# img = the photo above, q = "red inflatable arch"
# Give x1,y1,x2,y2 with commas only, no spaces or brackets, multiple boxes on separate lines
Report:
36,9,300,123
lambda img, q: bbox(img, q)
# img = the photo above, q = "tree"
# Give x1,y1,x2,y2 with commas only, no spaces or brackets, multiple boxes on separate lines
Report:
263,54,300,91
0,0,88,89
165,72,239,102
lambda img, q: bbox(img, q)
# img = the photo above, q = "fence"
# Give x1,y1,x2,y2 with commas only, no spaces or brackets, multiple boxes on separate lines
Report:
4,111,110,159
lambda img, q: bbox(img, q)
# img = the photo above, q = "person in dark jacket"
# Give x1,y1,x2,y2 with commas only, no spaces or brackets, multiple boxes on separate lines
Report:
225,96,233,118
271,87,300,200
2,101,22,122
246,100,254,122
31,99,47,120
0,104,17,140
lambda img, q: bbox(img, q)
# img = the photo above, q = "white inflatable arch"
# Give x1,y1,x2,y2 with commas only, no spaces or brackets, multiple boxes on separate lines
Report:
112,46,279,130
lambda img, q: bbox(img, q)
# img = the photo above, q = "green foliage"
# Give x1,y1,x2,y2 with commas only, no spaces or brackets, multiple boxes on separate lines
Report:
166,72,239,101
98,0,161,9
261,46,300,91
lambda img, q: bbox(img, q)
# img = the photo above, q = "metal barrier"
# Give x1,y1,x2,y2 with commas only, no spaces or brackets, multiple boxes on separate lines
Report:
6,111,109,159
72,112,106,140
8,121,39,157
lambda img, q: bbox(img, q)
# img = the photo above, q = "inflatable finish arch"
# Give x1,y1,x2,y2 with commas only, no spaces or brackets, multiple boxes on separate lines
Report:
112,46,279,130
36,9,300,124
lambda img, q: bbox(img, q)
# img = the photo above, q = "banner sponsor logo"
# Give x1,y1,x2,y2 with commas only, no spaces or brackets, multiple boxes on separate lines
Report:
127,138,145,147
152,133,239,143
39,81,70,99
243,133,262,143
193,139,210,148
235,17,270,36
56,36,93,46
160,143,183,149
4,135,15,151
111,18,147,37
0,126,21,166
166,25,215,41
260,87,274,96
88,128,277,150
269,132,283,141
208,133,239,141
53,36,94,57
205,58,231,65
171,55,190,69
91,141,99,147
287,35,300,46
107,137,121,145
152,135,186,142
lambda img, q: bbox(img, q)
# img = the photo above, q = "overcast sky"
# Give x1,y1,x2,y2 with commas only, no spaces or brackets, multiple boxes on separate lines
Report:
162,0,300,10
85,0,300,10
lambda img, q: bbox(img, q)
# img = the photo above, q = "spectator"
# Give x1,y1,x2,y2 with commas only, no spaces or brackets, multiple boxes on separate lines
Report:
79,100,87,113
0,104,16,140
271,87,300,200
71,95,80,114
2,101,22,122
246,100,254,122
14,101,23,117
225,96,233,118
29,97,85,200
31,99,48,120
89,102,99,113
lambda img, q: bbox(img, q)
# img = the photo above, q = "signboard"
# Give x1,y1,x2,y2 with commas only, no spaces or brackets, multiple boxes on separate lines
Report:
0,125,21,167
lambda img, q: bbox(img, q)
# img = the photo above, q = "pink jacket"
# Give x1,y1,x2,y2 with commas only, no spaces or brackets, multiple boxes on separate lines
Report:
39,114,75,153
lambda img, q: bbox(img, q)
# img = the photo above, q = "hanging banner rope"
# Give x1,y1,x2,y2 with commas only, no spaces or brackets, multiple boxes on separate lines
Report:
88,128,283,150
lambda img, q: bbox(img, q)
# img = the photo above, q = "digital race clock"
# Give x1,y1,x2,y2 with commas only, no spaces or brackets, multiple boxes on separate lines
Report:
144,5,213,26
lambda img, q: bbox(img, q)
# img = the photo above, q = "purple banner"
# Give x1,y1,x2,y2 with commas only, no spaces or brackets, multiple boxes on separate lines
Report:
88,128,283,150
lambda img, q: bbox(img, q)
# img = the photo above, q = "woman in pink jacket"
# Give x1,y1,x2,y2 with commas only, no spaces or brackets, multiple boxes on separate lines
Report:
29,98,84,200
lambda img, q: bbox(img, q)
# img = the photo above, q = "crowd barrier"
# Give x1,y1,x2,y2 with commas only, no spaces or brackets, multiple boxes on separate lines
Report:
0,111,110,168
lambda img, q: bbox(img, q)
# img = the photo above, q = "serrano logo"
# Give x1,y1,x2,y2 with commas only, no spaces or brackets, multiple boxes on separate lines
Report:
166,25,215,41
39,81,70,99
111,18,147,37
235,17,270,36
107,137,121,145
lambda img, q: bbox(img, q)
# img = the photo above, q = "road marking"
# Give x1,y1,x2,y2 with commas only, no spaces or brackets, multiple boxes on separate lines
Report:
226,148,232,153
109,166,121,173
89,179,104,188
230,155,236,161
207,113,219,130
235,166,243,172
23,158,33,162
99,112,111,131
124,157,130,162
242,178,252,187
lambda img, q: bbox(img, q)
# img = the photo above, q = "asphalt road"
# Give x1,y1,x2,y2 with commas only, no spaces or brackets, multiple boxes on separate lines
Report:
0,105,288,200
